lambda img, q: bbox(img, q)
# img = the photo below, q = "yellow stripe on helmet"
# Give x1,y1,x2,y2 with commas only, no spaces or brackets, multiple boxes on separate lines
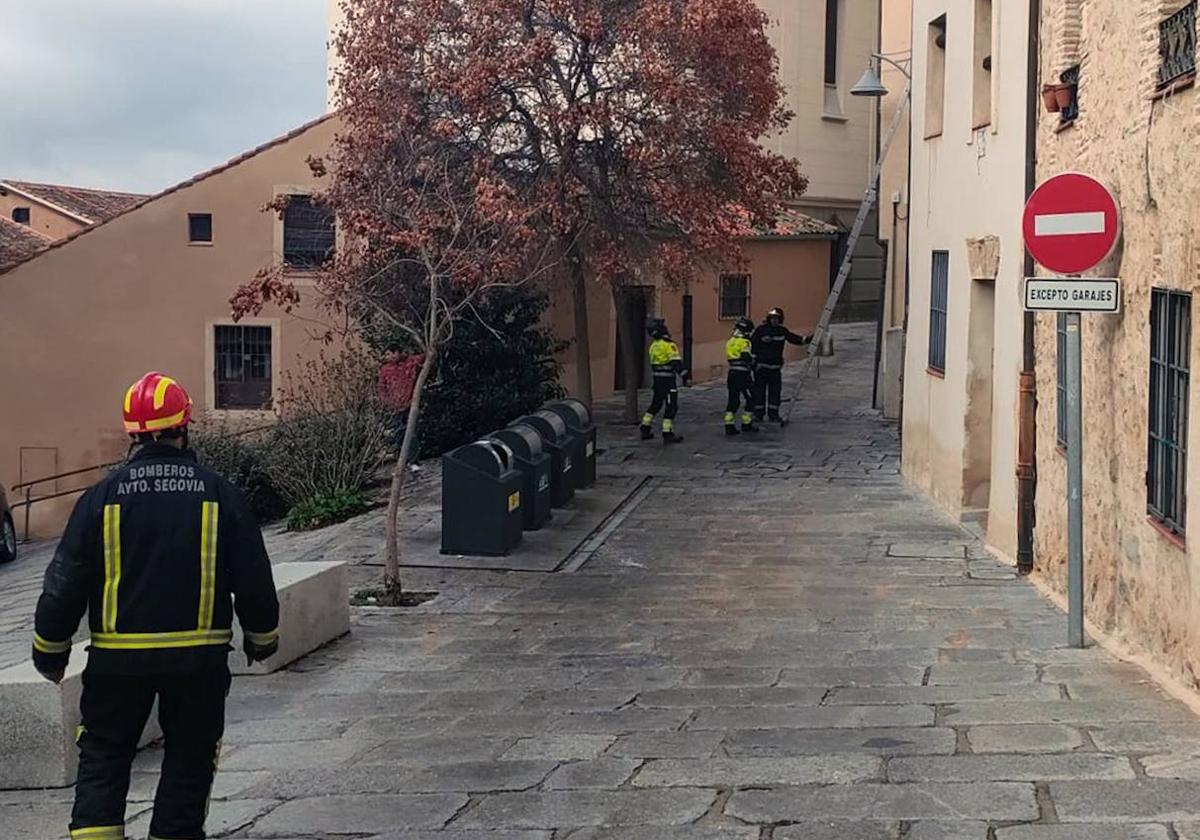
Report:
152,376,176,410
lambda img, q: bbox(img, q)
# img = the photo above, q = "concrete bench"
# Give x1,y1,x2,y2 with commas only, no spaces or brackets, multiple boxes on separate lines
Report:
0,658,161,789
231,561,349,676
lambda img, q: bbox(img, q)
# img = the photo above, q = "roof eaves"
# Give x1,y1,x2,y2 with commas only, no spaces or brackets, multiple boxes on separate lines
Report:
0,112,338,279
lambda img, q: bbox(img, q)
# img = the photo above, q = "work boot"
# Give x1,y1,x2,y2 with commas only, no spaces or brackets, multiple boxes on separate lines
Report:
753,412,765,424
725,425,741,437
639,425,654,441
663,431,684,444
742,422,760,433
767,411,782,423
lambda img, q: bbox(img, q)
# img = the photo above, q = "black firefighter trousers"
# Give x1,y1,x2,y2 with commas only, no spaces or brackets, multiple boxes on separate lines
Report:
71,662,231,840
754,366,784,419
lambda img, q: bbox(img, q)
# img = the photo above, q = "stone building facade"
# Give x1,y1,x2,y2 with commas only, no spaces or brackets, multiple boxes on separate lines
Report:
1033,0,1200,683
901,0,1033,561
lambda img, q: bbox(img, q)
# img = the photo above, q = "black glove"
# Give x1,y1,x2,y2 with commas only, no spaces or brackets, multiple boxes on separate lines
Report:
244,636,279,666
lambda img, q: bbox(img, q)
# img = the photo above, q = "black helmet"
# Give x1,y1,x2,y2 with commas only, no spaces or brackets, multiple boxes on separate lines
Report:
647,317,669,339
734,317,754,335
767,307,785,323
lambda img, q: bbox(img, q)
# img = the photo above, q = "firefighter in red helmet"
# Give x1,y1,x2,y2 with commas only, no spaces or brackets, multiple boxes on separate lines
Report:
32,372,280,840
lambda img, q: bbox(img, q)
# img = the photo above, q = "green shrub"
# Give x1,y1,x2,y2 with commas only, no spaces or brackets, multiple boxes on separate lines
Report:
190,427,288,522
415,288,566,458
286,488,371,531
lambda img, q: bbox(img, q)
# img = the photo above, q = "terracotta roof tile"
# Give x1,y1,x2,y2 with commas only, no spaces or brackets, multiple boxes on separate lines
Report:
2,181,147,222
758,207,841,238
0,217,52,269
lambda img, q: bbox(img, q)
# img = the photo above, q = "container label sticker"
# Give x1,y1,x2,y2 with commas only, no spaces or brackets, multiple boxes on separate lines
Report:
508,492,520,512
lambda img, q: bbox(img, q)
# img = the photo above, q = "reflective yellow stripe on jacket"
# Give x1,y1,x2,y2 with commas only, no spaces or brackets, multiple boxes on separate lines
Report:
101,504,121,634
90,629,234,650
198,501,219,629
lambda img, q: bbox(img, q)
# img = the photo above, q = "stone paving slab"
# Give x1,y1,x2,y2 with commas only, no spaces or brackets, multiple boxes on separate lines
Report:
248,793,467,836
632,756,883,786
887,753,1135,782
1051,779,1200,821
996,826,1171,839
452,789,717,829
725,782,1038,822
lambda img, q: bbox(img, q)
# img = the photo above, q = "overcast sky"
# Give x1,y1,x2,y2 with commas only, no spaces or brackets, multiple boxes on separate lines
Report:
0,0,328,194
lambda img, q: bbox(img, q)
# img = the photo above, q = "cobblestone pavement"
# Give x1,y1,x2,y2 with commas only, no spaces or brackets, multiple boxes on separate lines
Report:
7,324,1200,839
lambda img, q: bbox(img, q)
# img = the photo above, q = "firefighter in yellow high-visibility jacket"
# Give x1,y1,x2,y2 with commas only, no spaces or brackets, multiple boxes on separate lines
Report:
639,318,687,444
724,317,759,436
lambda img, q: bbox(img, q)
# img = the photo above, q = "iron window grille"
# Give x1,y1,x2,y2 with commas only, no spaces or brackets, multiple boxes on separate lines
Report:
215,325,273,410
188,213,213,243
282,196,335,268
1158,2,1197,89
1147,288,1191,534
11,207,30,225
719,274,750,319
928,251,949,374
1056,313,1068,447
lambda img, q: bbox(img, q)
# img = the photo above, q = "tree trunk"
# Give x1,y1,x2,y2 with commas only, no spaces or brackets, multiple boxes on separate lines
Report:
613,285,641,423
569,247,593,408
383,347,438,594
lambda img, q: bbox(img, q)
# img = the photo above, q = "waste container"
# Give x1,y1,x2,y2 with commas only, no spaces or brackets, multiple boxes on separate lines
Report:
545,398,597,488
490,425,552,531
441,439,523,556
514,411,577,506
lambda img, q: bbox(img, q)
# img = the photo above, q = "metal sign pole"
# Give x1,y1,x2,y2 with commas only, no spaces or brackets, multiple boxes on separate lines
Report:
1064,311,1085,647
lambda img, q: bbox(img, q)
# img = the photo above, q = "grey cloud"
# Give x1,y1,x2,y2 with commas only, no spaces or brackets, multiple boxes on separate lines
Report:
0,0,328,193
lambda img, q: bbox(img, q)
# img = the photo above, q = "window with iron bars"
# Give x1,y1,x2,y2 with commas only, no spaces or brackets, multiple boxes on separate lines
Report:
1158,2,1197,90
283,196,335,269
1147,288,1191,535
215,325,273,410
1056,313,1068,448
719,274,750,320
928,251,949,374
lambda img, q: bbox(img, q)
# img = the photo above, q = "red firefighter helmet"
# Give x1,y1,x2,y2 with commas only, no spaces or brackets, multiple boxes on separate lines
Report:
123,372,193,435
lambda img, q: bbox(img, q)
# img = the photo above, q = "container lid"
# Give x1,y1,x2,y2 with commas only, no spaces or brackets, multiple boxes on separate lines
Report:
447,439,514,476
515,410,569,443
492,425,544,460
546,398,591,429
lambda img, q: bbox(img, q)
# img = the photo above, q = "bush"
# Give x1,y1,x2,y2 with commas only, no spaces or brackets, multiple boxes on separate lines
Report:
415,288,566,458
286,488,371,531
267,349,392,506
191,427,288,522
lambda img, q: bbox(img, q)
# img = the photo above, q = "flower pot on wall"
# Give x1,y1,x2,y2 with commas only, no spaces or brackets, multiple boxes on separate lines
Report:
1054,85,1075,110
1042,84,1062,113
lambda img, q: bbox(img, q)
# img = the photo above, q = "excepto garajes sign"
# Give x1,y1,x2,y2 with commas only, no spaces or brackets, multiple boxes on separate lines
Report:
1024,277,1121,313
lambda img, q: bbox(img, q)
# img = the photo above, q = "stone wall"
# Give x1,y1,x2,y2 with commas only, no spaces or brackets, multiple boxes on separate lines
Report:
1034,0,1200,685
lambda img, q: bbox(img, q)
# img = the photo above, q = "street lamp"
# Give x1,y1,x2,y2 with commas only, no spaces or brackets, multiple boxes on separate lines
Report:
850,53,911,412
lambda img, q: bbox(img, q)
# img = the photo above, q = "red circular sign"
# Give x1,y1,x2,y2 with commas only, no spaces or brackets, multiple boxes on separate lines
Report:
1022,172,1120,274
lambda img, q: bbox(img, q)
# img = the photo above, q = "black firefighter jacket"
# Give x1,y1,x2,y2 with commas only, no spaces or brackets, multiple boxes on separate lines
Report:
750,323,810,370
32,443,280,675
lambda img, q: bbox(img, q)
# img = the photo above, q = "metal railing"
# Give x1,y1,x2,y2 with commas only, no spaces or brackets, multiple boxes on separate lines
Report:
11,461,120,542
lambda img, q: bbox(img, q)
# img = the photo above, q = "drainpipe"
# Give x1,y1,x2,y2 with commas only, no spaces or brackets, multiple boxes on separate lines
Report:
1016,0,1041,575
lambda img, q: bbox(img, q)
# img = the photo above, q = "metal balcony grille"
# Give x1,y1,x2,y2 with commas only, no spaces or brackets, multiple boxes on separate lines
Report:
1158,2,1197,89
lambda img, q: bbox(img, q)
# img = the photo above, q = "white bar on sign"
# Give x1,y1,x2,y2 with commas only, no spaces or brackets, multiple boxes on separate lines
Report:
1034,211,1106,237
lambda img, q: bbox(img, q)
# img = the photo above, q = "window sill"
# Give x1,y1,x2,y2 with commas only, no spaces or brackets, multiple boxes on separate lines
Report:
971,120,992,131
1053,118,1077,134
924,130,944,141
1147,515,1186,550
188,241,214,247
1055,442,1067,458
1151,73,1196,101
926,366,945,379
821,112,849,123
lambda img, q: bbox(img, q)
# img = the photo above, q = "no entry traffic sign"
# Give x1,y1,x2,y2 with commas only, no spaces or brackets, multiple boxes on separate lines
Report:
1022,172,1120,274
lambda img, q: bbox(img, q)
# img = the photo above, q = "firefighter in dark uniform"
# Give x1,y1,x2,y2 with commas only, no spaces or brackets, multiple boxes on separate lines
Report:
639,318,687,444
751,307,812,422
724,317,759,436
32,372,280,840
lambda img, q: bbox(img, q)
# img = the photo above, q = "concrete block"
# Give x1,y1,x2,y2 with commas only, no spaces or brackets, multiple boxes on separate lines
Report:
231,561,349,675
0,657,160,789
